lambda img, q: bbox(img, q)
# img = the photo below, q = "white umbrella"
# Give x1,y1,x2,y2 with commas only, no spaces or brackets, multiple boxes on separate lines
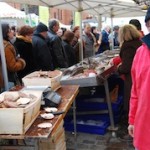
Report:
1,0,145,17
0,2,26,18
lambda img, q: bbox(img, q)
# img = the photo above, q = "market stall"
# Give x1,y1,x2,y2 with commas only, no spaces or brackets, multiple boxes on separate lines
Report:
0,85,79,150
61,50,120,135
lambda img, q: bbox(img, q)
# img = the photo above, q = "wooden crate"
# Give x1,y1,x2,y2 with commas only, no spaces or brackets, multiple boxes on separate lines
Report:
0,91,42,134
22,70,62,91
0,146,36,150
39,120,66,150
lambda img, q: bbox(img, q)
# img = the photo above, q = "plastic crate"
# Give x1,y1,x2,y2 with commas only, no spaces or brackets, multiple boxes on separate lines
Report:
64,116,109,135
79,113,123,124
76,96,123,112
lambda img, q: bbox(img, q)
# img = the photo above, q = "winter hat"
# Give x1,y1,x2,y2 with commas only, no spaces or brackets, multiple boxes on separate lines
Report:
35,22,48,34
145,7,150,23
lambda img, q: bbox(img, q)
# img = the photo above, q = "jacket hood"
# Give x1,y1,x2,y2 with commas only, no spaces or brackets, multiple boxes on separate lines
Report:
16,35,32,43
145,7,150,23
142,33,150,49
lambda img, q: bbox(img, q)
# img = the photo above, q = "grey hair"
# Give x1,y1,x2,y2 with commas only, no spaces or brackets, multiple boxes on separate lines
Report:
48,19,59,31
84,23,91,29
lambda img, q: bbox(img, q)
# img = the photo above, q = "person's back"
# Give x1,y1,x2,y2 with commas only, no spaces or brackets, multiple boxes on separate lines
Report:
117,24,142,140
14,25,35,81
32,22,54,71
72,26,80,63
62,30,76,67
47,19,68,69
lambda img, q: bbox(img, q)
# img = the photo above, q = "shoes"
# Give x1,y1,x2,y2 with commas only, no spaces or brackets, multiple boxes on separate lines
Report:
116,126,133,142
117,115,133,142
118,134,133,142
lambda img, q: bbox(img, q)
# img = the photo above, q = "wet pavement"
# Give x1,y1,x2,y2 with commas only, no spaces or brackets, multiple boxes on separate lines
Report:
65,131,135,150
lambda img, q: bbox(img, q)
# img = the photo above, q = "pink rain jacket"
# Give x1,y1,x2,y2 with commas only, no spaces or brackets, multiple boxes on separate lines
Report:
129,43,150,150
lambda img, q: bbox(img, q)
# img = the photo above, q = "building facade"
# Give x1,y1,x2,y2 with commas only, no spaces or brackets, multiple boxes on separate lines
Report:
9,3,88,25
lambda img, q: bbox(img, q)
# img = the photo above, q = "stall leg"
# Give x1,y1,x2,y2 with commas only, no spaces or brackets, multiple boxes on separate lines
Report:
104,79,118,137
72,99,77,150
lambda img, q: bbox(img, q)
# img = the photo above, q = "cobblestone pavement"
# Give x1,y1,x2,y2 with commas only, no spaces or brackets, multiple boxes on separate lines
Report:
65,131,135,150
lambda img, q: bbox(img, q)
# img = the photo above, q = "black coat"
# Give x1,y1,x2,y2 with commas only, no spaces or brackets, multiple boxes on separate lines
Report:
32,33,54,71
62,40,76,67
14,37,35,80
47,30,68,68
118,38,142,114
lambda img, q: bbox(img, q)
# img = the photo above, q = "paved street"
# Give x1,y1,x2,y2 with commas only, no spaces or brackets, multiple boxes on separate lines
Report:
66,131,134,150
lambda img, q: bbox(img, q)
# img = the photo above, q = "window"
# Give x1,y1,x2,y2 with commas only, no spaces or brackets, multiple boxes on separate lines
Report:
54,12,56,18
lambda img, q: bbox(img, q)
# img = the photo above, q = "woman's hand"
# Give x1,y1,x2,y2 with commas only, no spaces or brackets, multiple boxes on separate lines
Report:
117,62,122,68
128,124,134,137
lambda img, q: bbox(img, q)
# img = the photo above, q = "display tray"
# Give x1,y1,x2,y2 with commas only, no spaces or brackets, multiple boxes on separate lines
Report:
60,65,116,87
60,50,119,87
61,75,100,87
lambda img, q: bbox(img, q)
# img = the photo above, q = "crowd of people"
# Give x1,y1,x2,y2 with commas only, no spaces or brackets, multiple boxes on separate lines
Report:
0,8,150,149
0,19,119,90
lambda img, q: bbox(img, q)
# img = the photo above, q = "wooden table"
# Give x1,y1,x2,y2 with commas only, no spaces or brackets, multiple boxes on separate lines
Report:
0,85,79,145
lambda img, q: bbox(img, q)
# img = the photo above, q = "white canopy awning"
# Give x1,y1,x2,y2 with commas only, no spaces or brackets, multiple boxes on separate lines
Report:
0,2,26,18
0,0,146,17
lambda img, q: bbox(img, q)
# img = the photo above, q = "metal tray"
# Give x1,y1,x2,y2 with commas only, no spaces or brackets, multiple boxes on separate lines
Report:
60,66,116,87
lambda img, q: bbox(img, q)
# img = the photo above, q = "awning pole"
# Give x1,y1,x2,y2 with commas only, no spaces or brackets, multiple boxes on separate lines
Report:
24,4,32,26
0,20,9,91
78,0,84,61
98,14,102,31
110,8,114,50
72,11,75,28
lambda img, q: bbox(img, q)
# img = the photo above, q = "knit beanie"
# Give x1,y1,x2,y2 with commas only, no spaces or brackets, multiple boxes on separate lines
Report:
35,22,48,34
145,7,150,23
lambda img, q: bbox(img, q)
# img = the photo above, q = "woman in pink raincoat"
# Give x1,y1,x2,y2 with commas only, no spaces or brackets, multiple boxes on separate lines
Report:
128,7,150,150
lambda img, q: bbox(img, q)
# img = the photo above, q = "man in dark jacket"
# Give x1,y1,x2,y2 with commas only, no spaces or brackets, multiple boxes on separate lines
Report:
32,22,54,71
47,19,68,68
